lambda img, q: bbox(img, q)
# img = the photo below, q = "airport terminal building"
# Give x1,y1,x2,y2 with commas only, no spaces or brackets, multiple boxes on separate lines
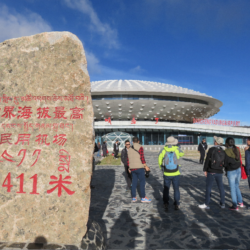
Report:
91,80,250,147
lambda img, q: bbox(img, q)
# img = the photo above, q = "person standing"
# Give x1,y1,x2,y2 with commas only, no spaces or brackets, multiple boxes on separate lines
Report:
121,140,132,192
158,136,184,211
113,140,120,159
102,141,107,157
127,137,151,203
97,142,101,158
224,137,244,210
198,138,208,164
245,137,250,189
198,136,226,209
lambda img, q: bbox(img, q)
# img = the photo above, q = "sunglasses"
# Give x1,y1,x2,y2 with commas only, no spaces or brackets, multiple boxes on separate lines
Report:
126,144,130,146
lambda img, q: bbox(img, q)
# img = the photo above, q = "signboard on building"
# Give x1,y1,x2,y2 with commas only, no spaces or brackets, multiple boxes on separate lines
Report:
193,118,240,126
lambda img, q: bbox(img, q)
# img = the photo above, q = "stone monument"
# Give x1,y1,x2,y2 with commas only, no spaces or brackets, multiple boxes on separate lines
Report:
0,32,94,245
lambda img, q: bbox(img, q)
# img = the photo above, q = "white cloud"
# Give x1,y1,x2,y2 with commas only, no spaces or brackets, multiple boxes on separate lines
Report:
63,0,119,49
130,65,145,74
0,5,52,43
85,50,102,74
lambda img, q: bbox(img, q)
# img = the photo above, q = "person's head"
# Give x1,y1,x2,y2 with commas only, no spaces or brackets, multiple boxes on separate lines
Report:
165,136,178,146
98,142,100,145
213,136,224,146
225,137,239,160
116,140,119,143
132,136,139,143
225,137,235,147
202,138,206,143
247,137,250,146
125,140,130,149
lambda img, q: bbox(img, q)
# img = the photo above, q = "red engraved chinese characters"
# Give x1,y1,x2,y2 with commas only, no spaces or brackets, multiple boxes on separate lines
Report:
47,175,75,197
15,134,31,145
58,149,70,173
1,106,16,119
1,150,15,162
53,134,67,146
0,133,12,145
70,107,84,119
155,118,159,124
35,134,50,146
53,107,67,119
37,107,51,119
17,149,26,167
31,149,41,167
17,106,32,119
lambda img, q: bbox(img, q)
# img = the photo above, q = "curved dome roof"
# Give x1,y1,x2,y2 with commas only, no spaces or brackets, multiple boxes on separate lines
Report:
91,79,210,97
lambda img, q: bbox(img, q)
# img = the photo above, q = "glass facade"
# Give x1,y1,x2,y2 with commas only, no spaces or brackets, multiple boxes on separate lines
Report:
95,130,246,145
92,94,208,105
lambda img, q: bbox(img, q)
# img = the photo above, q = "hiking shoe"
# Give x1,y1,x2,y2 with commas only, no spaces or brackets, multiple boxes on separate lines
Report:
164,203,168,211
229,206,239,211
132,197,137,202
237,202,244,208
174,205,180,210
141,197,151,203
198,204,210,209
220,204,225,209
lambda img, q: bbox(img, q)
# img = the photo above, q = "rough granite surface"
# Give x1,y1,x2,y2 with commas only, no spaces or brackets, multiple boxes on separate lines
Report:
0,32,94,245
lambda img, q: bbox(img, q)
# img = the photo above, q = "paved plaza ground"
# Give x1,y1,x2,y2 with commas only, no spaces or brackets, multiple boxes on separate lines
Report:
91,151,250,249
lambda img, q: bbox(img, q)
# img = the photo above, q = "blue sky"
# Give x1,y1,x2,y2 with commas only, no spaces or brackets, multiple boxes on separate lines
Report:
1,0,250,124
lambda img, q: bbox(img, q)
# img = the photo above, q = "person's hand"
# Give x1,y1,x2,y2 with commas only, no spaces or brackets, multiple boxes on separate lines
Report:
145,166,150,172
244,146,249,151
128,169,131,173
204,171,207,177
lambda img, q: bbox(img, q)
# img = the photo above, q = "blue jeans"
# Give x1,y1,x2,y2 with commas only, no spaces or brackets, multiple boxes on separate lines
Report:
131,168,146,198
227,168,243,208
163,175,180,205
205,173,225,205
97,149,101,157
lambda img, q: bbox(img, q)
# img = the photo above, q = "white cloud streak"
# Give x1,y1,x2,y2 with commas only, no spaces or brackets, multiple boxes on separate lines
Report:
63,0,119,49
0,4,52,43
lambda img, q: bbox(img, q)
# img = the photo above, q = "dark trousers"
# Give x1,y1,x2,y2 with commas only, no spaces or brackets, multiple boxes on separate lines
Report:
131,168,145,198
205,172,225,205
114,150,119,158
200,151,205,164
163,175,180,205
248,176,250,189
124,165,132,189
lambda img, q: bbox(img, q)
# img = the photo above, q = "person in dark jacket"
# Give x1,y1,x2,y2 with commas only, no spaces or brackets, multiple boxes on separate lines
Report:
199,136,225,209
245,137,250,189
97,142,101,158
113,140,120,159
102,141,107,157
121,140,132,191
224,137,244,210
198,138,208,164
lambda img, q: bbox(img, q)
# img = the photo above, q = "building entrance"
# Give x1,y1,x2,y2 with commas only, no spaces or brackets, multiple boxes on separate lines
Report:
102,132,132,151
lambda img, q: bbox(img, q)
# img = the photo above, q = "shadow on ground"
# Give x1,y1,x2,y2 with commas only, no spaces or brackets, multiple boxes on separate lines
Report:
90,155,250,249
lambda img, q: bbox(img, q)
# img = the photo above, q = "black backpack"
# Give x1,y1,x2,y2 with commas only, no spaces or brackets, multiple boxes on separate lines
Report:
210,147,225,170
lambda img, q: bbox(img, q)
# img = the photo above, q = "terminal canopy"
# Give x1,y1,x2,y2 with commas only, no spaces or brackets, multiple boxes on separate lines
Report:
102,132,132,149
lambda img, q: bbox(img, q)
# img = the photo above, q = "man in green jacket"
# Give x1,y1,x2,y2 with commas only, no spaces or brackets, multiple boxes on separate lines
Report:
158,136,184,211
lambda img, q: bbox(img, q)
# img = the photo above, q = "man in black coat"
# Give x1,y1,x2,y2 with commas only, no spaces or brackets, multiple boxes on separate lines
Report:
102,141,107,157
198,138,208,164
113,140,120,159
121,140,132,191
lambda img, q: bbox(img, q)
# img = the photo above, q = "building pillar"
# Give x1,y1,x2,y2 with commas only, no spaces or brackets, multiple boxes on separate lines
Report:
142,132,145,145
